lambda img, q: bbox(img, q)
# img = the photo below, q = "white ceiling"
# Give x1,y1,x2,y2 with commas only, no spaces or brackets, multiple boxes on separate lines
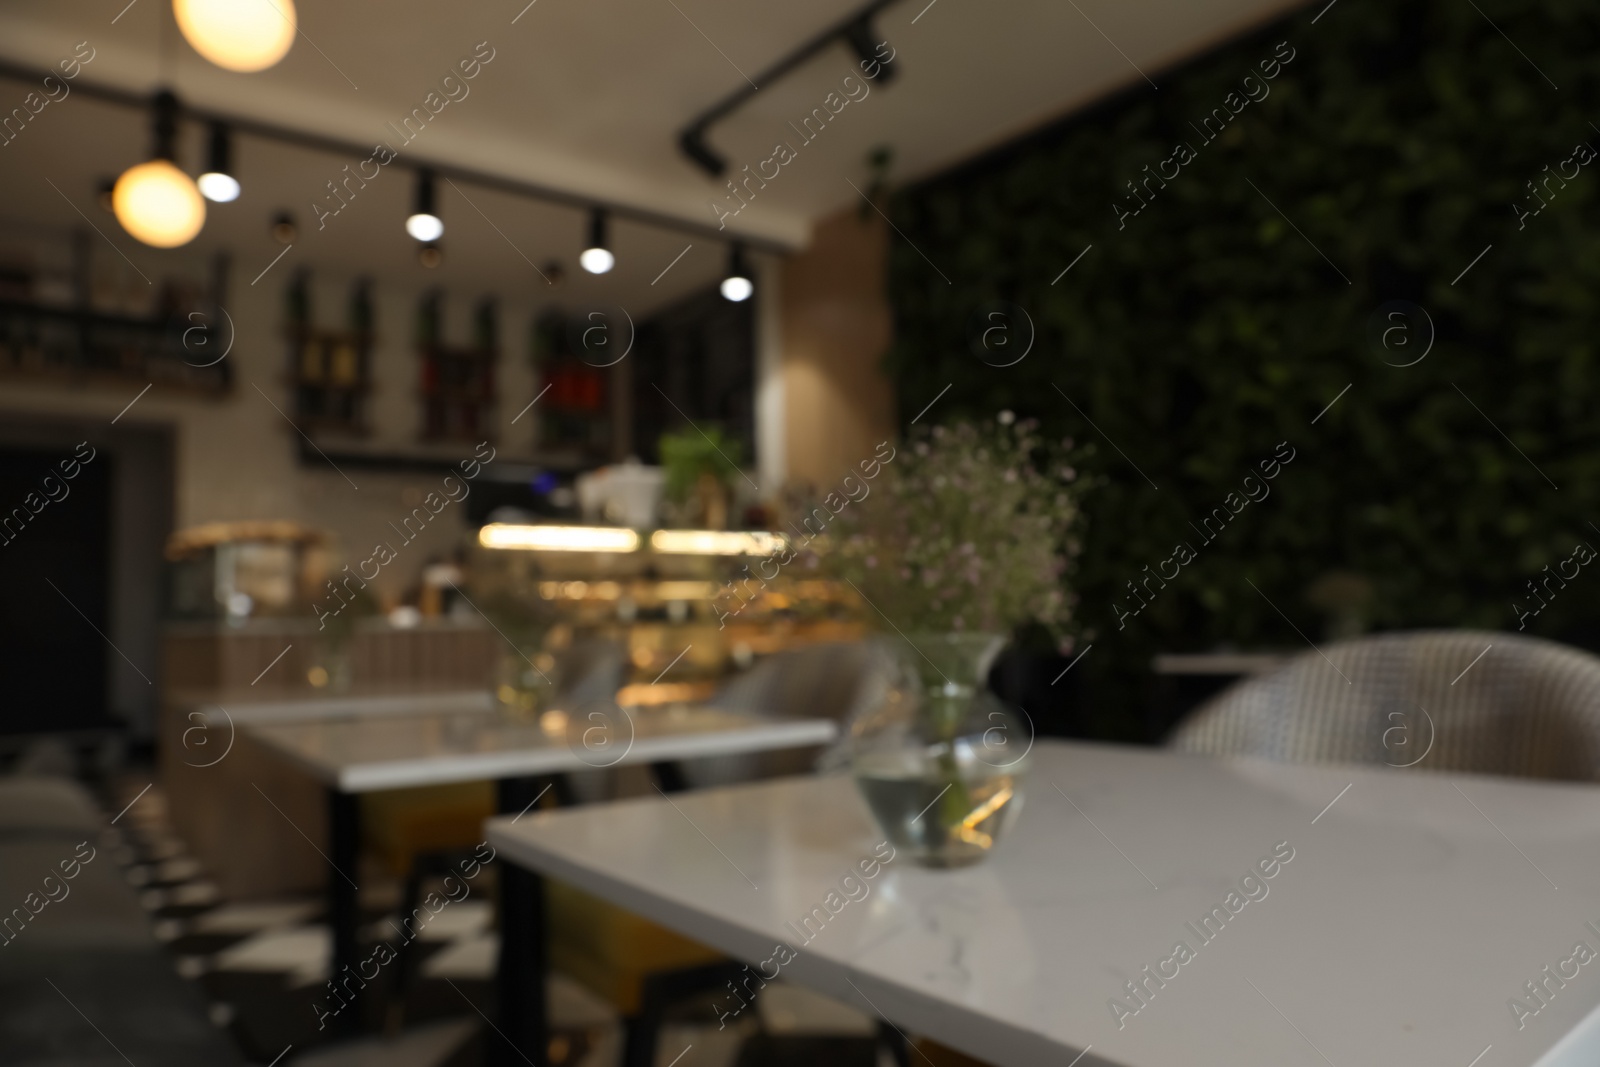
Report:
0,0,1300,307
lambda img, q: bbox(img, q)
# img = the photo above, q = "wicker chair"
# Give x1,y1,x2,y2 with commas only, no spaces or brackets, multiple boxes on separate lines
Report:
1167,630,1600,782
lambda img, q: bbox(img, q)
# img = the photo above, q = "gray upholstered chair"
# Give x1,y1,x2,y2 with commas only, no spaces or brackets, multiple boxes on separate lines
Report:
1167,630,1600,782
679,640,890,787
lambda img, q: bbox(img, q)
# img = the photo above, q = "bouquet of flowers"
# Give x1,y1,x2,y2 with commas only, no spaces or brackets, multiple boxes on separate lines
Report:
830,413,1085,866
828,412,1084,639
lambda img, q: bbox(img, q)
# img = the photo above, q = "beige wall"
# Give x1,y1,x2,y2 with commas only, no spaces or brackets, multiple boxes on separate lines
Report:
780,207,897,490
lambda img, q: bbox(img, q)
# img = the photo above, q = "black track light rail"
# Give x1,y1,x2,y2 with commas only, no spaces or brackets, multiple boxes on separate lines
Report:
677,0,900,176
0,59,793,254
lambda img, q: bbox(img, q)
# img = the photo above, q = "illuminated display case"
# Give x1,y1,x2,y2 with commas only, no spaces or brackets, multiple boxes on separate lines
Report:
165,520,328,621
469,524,865,711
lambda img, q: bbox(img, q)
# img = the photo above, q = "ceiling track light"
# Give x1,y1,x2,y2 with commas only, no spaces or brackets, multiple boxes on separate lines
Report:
0,54,798,254
675,0,900,176
173,0,298,73
198,121,240,203
112,89,206,249
406,168,443,243
580,208,614,274
844,18,895,85
721,243,753,302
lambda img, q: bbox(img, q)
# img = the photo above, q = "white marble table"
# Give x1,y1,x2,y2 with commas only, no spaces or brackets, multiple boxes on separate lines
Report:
198,688,495,727
238,702,835,1048
242,703,836,792
1151,652,1290,676
488,739,1600,1067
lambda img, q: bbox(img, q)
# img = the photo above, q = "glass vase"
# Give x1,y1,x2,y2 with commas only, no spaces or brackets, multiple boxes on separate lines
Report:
850,633,1031,868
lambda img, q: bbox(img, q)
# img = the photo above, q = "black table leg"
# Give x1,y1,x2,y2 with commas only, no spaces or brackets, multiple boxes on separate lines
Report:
649,761,688,793
494,777,547,1067
327,788,361,1033
549,773,576,808
877,1019,912,1067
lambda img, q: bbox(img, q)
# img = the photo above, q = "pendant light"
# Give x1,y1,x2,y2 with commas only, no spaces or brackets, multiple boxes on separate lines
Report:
173,0,297,73
406,169,444,242
579,209,614,274
720,243,753,302
113,91,206,249
197,122,240,202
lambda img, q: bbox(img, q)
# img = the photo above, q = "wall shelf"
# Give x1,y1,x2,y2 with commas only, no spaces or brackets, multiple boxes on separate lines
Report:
287,272,373,436
418,292,497,443
0,298,231,395
532,307,611,461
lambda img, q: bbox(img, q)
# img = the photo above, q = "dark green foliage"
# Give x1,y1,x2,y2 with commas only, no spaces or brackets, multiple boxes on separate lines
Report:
883,0,1600,736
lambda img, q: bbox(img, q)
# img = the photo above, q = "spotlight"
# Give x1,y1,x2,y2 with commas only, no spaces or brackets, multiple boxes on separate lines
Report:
271,212,296,244
406,169,443,243
173,0,297,73
579,209,614,274
844,20,896,85
96,178,115,212
720,243,753,302
419,243,443,269
197,122,240,203
112,91,205,249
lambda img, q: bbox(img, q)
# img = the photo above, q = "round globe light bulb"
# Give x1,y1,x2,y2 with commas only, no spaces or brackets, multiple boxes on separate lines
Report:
406,213,444,242
720,275,753,302
173,0,297,73
579,246,615,275
113,160,207,248
197,171,240,203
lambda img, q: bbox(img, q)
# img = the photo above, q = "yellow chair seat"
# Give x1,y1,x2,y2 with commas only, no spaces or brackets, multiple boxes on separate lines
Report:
360,782,496,878
360,785,724,1018
547,879,724,1016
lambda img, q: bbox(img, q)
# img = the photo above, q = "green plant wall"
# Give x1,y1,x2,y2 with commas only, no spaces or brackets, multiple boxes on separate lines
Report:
884,0,1600,736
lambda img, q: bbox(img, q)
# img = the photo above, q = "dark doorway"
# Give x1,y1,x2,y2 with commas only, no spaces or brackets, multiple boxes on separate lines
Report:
631,285,756,464
0,446,112,735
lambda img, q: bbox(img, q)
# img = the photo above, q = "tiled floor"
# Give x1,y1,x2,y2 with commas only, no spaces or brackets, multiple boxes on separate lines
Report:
108,778,890,1067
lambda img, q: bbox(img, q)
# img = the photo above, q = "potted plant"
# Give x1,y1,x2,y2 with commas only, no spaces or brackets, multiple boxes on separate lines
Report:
659,425,745,530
